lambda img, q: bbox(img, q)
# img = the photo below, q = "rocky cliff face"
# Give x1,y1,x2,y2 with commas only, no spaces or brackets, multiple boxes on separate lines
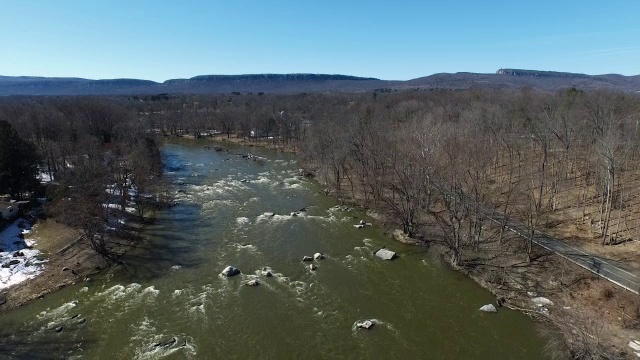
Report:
496,68,590,78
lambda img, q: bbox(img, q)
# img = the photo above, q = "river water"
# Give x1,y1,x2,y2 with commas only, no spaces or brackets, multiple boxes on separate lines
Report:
0,140,547,359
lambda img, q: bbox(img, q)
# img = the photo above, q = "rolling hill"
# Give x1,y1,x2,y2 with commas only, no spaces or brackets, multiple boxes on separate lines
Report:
0,69,638,96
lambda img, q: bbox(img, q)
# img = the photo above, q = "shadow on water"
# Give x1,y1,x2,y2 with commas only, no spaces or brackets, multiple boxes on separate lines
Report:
114,242,204,283
111,203,206,283
0,327,96,359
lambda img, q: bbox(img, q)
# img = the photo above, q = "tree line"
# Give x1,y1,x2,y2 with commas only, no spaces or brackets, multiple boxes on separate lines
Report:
0,97,163,258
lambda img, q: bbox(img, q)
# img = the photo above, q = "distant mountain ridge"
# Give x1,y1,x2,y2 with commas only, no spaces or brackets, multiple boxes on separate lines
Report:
495,68,591,78
0,70,638,96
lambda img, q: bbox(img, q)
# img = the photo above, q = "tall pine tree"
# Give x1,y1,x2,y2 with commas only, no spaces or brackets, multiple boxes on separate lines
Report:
0,121,39,199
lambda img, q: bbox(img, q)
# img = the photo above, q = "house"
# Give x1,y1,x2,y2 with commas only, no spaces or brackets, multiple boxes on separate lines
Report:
0,201,17,219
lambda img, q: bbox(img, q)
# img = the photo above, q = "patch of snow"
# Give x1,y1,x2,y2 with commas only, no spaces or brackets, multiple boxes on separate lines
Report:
0,218,46,289
37,172,53,183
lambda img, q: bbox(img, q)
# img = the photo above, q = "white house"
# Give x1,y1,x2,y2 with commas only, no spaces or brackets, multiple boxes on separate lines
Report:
0,202,17,219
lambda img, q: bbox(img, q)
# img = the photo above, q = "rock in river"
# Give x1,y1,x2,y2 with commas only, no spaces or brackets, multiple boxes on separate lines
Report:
302,256,313,262
313,253,324,260
479,304,497,313
221,266,240,277
309,264,317,271
262,270,273,277
374,248,396,260
356,320,374,329
153,337,178,349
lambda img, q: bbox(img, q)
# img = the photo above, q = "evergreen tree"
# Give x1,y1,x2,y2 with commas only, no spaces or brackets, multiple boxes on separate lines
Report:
0,120,39,198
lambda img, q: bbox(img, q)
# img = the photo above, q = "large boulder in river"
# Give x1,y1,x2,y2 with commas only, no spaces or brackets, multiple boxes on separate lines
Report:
479,304,497,313
302,256,313,262
221,266,240,277
313,253,324,260
374,248,396,260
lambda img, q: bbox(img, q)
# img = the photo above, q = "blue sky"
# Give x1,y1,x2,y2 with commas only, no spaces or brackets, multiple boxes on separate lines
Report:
1,0,638,81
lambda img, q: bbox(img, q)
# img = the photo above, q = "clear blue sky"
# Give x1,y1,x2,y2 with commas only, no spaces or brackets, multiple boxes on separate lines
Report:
1,0,638,81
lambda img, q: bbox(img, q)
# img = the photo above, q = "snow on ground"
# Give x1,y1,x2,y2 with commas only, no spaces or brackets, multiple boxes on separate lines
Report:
103,203,137,214
37,172,53,184
0,218,47,290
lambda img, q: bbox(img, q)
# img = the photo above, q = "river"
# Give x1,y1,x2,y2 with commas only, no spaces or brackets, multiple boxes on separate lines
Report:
0,140,548,359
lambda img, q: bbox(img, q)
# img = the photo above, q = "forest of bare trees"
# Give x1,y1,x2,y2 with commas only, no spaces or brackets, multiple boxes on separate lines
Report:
1,87,639,268
135,88,640,268
0,97,163,258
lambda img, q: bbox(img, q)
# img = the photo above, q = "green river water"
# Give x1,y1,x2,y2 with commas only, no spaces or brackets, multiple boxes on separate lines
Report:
0,140,548,359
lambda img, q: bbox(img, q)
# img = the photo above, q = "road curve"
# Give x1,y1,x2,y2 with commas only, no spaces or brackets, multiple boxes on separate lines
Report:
486,211,640,295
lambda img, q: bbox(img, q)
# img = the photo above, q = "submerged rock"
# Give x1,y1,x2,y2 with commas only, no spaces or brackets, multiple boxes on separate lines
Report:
262,270,273,277
54,326,63,333
313,253,324,260
353,224,365,229
374,248,396,260
309,264,317,271
245,279,260,286
356,320,374,329
479,304,497,313
263,212,275,217
302,256,313,262
153,337,178,349
221,266,240,277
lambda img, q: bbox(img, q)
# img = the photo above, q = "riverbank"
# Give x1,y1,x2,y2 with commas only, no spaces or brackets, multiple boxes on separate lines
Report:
0,212,152,313
177,133,298,153
306,169,640,358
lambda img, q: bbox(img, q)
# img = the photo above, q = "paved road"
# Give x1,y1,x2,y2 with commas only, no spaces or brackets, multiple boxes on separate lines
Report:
486,210,640,295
